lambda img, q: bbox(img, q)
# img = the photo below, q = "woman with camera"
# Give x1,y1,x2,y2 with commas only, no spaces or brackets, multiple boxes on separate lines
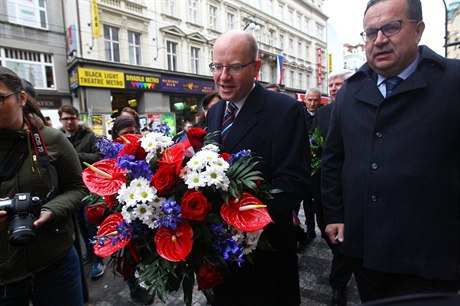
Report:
0,66,87,305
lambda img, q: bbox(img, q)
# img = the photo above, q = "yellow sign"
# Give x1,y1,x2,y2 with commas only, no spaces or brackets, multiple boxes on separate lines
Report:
78,68,125,88
328,53,332,74
91,0,101,38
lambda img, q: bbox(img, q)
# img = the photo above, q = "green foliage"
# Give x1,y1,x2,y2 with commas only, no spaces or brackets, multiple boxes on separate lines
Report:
310,127,325,176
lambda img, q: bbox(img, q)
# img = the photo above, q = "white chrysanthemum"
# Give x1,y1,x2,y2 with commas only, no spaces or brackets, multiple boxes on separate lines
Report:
117,183,137,207
242,230,263,255
133,203,153,223
129,177,150,189
202,144,220,153
121,206,134,224
203,165,228,189
133,185,156,204
195,149,219,163
186,156,206,172
157,135,174,150
184,171,207,189
214,157,230,171
141,132,163,152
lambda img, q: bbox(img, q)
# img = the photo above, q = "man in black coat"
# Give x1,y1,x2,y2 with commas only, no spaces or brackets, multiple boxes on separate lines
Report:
310,69,353,306
207,30,310,306
322,0,460,303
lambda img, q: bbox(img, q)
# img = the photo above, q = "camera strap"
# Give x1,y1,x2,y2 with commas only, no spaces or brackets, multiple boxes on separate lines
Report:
24,117,56,202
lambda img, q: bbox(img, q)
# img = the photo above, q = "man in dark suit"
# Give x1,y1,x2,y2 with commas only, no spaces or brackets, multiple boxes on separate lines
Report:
207,30,310,306
310,69,353,306
322,0,460,303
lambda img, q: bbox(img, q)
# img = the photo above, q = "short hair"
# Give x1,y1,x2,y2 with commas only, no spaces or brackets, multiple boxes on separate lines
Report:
58,104,79,118
265,83,281,92
365,0,422,21
121,107,141,129
305,87,321,95
328,69,354,82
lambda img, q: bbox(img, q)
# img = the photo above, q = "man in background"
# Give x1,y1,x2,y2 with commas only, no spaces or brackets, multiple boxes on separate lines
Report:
58,104,105,280
310,69,353,306
322,0,460,302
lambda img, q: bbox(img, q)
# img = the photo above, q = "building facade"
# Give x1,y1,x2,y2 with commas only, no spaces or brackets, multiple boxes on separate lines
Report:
1,0,328,134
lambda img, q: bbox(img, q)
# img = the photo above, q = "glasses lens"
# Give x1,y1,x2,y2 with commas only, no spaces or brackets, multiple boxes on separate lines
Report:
61,117,77,121
382,21,402,36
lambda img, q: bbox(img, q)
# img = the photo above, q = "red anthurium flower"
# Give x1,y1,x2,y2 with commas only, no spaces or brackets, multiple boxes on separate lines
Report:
159,143,185,176
154,221,193,262
197,263,224,290
85,203,108,226
83,159,128,196
115,134,147,160
219,152,231,161
220,192,273,232
104,194,117,210
186,127,207,151
94,212,131,258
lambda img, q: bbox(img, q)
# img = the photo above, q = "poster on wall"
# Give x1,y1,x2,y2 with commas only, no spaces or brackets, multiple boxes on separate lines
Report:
145,113,176,135
91,115,104,136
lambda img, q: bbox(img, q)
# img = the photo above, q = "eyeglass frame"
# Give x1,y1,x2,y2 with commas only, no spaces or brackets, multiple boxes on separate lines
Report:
0,91,19,106
60,116,78,121
360,19,419,43
209,61,256,75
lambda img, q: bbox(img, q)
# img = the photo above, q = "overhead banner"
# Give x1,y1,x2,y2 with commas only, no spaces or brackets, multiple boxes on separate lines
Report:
125,73,160,91
160,77,215,94
91,0,101,38
78,67,124,88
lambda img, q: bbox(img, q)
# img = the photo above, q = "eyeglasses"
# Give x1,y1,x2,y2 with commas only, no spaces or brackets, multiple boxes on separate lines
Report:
60,117,78,121
209,61,256,75
0,91,18,105
360,19,418,43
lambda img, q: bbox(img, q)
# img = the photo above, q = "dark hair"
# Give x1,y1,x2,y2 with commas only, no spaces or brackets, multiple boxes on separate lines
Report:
58,104,79,118
365,0,422,21
121,107,141,129
0,66,47,127
111,116,138,140
22,79,37,99
201,91,221,110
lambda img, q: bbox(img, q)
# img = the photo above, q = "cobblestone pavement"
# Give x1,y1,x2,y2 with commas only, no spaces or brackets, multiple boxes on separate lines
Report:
84,223,361,306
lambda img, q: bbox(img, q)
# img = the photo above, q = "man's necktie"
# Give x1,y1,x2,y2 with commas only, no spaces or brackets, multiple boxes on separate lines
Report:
221,102,238,142
385,76,403,97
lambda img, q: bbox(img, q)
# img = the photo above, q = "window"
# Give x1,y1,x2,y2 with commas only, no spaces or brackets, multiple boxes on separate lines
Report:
128,31,141,65
209,5,217,30
304,17,310,33
167,41,178,71
288,10,293,26
191,47,200,74
298,42,302,58
2,48,54,89
289,38,294,55
279,34,284,50
299,72,303,89
290,71,294,87
266,0,273,15
167,0,175,16
296,14,301,29
227,12,234,30
104,25,120,62
317,24,324,40
7,0,48,29
268,30,274,46
189,0,197,24
278,5,283,21
306,45,310,60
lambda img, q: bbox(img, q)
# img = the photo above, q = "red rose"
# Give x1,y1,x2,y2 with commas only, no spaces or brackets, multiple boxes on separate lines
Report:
151,164,178,197
85,203,108,226
197,263,224,290
186,127,207,150
181,190,212,222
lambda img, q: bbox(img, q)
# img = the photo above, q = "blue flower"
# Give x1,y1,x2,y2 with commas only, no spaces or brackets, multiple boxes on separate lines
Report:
159,200,182,230
96,136,124,159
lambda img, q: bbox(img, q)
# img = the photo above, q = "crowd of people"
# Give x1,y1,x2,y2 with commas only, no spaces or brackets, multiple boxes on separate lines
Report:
1,0,459,305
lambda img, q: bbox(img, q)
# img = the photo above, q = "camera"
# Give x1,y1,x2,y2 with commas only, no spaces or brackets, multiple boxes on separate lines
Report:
0,193,41,246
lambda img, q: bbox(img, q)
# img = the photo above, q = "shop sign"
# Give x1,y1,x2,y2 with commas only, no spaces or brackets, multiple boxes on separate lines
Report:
160,77,215,94
125,73,160,91
78,67,125,88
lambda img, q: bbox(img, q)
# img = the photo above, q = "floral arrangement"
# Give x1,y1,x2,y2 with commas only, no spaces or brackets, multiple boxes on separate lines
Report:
310,126,325,176
82,125,277,305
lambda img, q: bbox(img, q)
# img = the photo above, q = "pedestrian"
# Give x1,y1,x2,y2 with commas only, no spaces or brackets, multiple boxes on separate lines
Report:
58,104,105,280
310,69,354,306
322,0,460,303
206,29,310,306
265,82,282,92
195,91,221,128
0,66,86,305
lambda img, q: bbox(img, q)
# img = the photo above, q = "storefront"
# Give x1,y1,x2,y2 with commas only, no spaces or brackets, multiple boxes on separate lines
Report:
68,60,215,136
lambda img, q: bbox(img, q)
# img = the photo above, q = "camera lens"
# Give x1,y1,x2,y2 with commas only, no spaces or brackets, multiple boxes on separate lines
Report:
8,214,36,247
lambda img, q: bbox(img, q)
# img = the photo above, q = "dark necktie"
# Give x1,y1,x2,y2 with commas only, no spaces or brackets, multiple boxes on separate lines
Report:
221,102,238,142
385,76,403,97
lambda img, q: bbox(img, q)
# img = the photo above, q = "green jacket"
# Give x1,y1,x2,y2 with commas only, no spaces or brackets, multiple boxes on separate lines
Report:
60,124,103,168
0,117,86,285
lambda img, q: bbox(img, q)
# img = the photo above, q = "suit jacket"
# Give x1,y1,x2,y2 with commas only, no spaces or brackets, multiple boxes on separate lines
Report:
310,102,333,136
322,46,460,281
207,82,310,306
